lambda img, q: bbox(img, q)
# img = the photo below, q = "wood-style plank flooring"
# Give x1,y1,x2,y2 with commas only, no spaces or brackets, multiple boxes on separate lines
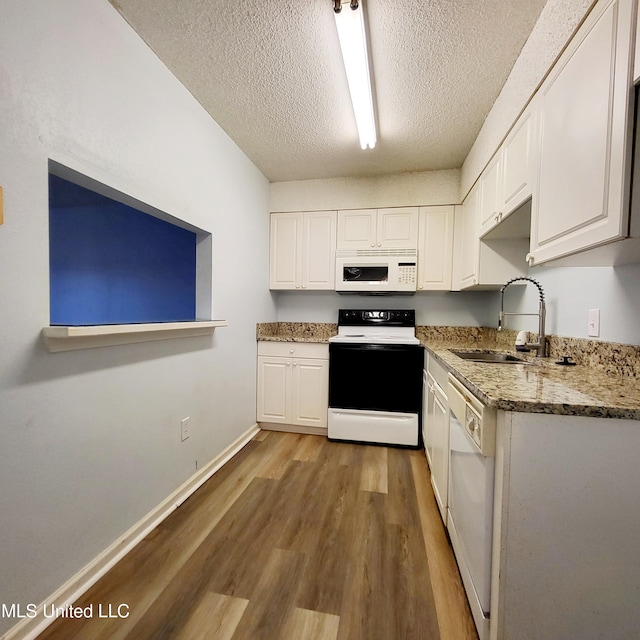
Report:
37,431,478,640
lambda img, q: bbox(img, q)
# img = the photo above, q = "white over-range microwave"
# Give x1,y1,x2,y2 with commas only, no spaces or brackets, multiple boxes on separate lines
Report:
335,251,417,293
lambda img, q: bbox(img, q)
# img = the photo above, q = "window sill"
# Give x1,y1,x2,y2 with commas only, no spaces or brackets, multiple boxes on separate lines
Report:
41,321,227,353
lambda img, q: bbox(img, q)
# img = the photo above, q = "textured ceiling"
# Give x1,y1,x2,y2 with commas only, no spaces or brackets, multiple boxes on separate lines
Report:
109,0,547,182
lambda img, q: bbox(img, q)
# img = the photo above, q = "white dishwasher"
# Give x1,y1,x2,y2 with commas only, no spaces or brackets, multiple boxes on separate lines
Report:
447,374,496,640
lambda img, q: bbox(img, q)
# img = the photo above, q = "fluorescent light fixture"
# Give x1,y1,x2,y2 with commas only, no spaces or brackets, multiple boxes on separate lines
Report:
333,1,377,150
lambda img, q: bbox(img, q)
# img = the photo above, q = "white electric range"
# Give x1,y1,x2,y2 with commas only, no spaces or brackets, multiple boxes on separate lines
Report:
328,309,423,447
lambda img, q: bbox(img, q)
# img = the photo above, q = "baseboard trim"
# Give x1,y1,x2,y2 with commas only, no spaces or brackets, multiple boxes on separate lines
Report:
258,422,328,436
1,423,260,640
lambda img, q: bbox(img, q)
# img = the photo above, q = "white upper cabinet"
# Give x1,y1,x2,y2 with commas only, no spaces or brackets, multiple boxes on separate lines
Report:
377,207,419,249
479,103,538,238
530,0,635,266
269,211,337,290
270,213,300,289
501,103,537,217
336,209,376,249
302,211,337,289
479,152,503,237
337,207,418,251
459,183,481,289
417,205,454,290
457,182,529,290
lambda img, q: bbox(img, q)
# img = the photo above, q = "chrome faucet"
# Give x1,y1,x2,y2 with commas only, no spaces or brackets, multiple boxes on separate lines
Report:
498,277,547,357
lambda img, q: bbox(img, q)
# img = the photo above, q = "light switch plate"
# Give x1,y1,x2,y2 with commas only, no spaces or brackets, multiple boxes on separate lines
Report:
181,417,191,441
588,308,600,337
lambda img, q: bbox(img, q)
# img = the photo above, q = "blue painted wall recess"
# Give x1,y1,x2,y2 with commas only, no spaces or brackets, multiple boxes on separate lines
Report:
49,174,197,325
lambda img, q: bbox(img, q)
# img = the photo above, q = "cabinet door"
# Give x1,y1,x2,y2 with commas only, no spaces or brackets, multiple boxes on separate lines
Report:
291,357,329,428
479,153,503,237
257,356,291,423
269,213,302,289
430,385,449,524
417,206,454,290
502,104,536,216
459,183,480,288
337,209,377,249
531,0,634,265
423,371,436,466
301,211,336,290
377,207,419,249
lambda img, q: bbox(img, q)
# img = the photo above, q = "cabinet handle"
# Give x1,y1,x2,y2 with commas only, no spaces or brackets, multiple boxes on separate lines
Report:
295,284,300,289
371,243,375,247
526,252,534,266
293,361,298,366
286,360,291,365
377,242,382,247
289,348,295,353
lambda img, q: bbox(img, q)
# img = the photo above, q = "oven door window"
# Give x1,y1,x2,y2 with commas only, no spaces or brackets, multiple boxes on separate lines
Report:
343,265,388,283
329,343,423,413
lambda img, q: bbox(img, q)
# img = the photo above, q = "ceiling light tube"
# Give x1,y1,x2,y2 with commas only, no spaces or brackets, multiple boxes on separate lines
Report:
334,1,377,150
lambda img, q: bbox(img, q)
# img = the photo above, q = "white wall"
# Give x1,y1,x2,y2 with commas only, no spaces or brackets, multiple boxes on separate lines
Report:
275,291,499,328
270,169,460,212
501,265,640,344
0,1,274,629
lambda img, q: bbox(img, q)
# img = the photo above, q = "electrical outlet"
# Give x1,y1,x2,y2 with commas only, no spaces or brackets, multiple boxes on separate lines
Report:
181,417,191,441
588,309,600,338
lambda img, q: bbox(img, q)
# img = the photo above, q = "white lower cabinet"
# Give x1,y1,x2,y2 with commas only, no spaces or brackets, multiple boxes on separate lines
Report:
257,341,329,433
491,411,640,640
423,354,449,523
423,370,433,465
430,378,449,524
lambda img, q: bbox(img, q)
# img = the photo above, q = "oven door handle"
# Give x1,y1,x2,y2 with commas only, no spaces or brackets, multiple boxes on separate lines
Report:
331,411,413,422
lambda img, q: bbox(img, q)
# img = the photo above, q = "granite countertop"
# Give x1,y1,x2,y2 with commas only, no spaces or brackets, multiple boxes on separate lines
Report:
422,339,640,421
256,322,640,420
256,322,337,343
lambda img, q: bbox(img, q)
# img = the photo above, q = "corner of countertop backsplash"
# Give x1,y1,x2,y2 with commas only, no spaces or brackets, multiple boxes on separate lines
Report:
415,325,514,344
547,335,640,378
256,322,338,342
256,322,280,339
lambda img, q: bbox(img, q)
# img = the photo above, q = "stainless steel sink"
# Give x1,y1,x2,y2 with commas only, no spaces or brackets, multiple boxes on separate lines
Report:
451,350,530,364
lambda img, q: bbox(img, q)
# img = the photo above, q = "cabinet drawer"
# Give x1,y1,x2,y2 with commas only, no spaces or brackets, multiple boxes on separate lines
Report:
257,341,329,359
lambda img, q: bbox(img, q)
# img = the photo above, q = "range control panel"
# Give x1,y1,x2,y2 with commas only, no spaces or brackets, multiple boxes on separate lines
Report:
338,309,415,327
